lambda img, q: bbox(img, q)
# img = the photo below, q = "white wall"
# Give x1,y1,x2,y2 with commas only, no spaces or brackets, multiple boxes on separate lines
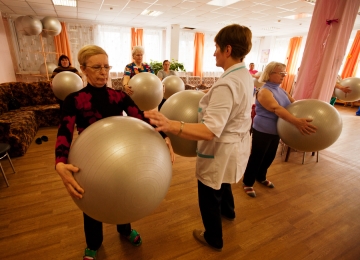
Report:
0,18,16,83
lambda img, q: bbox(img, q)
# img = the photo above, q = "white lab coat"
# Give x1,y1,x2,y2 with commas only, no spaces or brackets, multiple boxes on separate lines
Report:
196,62,253,190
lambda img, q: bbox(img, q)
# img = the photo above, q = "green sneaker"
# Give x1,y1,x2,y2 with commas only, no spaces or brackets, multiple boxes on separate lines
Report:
83,248,97,260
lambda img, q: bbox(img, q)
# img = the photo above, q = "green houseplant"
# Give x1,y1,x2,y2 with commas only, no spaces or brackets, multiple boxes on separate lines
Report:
150,59,186,75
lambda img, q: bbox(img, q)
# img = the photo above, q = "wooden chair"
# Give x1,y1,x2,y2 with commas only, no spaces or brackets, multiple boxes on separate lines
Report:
0,143,16,187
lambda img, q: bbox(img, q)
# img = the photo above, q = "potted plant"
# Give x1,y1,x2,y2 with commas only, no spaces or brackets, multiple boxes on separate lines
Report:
150,59,186,75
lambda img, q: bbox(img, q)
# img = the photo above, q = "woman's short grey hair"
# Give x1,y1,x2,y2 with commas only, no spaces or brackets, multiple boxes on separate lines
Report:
132,46,144,56
259,61,286,83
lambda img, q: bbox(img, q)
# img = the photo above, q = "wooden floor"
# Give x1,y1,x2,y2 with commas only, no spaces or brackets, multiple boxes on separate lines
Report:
0,105,360,260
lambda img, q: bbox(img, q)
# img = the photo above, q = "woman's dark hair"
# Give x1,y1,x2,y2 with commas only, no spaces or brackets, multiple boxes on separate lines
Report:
214,24,252,62
58,55,71,67
163,60,170,65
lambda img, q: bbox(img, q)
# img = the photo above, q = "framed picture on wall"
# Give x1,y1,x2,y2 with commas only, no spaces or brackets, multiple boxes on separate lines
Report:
260,49,270,63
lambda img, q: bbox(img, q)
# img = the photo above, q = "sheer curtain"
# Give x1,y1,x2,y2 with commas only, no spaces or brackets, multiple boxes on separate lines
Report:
244,37,261,70
143,29,163,63
203,33,223,76
93,25,131,74
179,31,195,74
268,37,290,65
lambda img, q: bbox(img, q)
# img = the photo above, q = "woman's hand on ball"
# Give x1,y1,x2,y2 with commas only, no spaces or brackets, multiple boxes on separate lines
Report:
124,85,133,96
144,110,171,132
295,118,317,135
56,162,84,199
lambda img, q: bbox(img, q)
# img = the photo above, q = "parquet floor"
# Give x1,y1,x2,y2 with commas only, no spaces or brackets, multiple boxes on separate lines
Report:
0,105,359,260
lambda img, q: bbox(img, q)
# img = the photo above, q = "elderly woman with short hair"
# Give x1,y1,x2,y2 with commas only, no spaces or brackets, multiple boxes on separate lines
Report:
122,46,154,95
55,44,174,260
242,61,317,198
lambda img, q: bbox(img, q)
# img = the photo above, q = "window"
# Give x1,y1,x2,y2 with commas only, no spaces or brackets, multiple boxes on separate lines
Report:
203,33,223,76
93,25,131,74
244,37,261,70
179,31,195,73
143,29,163,63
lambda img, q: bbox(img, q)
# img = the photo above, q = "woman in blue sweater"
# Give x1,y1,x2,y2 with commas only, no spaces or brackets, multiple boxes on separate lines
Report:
242,62,317,197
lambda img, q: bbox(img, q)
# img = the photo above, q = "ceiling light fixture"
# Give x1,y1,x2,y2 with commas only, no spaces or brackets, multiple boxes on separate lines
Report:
207,0,242,7
52,0,77,7
141,9,163,17
303,0,316,5
284,13,312,20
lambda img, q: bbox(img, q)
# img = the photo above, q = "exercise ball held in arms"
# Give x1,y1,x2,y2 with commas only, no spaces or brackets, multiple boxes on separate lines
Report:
334,77,360,102
68,116,172,224
129,72,163,111
162,75,185,99
277,99,342,152
52,71,83,100
160,90,205,157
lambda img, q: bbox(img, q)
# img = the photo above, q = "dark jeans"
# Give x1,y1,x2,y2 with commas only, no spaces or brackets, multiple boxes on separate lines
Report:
243,128,280,187
198,180,235,249
83,213,131,250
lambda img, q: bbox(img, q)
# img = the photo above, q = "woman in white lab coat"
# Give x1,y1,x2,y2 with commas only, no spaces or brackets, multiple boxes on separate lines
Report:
144,24,253,251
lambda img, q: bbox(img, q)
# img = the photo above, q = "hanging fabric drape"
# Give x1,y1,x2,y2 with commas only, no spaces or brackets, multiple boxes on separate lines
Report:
193,32,204,77
54,22,73,64
341,30,360,79
281,37,302,93
293,0,360,102
131,28,143,49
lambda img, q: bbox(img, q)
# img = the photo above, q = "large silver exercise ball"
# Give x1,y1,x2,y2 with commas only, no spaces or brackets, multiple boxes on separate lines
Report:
39,62,57,75
21,15,42,35
162,75,185,99
68,116,172,224
334,77,360,102
41,16,61,37
277,99,342,152
129,72,163,111
52,71,83,100
14,16,30,36
160,90,205,157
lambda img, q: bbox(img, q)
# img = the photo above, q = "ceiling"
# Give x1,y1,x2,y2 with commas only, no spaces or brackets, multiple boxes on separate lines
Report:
0,0,360,37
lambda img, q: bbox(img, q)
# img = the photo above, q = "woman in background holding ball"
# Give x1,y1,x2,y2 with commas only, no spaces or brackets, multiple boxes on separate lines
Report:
242,61,317,198
55,45,174,260
51,54,81,79
122,46,154,95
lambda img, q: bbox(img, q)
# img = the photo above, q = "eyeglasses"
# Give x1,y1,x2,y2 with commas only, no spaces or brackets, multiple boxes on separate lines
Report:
86,66,112,72
272,71,287,76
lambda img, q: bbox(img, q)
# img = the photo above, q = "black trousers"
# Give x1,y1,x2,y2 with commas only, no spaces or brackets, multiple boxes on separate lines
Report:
198,180,235,249
83,213,132,250
243,129,280,187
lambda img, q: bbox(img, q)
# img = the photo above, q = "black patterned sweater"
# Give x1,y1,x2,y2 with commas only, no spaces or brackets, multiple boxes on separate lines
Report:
55,83,165,165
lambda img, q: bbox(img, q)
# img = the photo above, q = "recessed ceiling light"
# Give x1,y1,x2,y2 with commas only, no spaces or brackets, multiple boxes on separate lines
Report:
207,0,242,7
303,0,316,5
52,0,77,7
141,9,163,17
284,13,312,19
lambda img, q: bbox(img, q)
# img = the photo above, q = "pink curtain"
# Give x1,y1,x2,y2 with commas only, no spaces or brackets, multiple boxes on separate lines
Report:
293,0,360,102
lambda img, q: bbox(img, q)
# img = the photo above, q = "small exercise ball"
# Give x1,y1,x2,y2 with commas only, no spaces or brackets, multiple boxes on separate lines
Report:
162,75,185,99
21,15,42,35
39,62,57,75
15,16,30,36
334,77,360,102
128,72,163,111
68,116,172,224
52,71,83,100
160,90,205,157
277,99,342,152
41,16,61,37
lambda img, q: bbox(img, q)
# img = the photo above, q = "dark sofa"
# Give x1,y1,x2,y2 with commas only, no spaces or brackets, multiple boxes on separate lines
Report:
0,81,61,157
